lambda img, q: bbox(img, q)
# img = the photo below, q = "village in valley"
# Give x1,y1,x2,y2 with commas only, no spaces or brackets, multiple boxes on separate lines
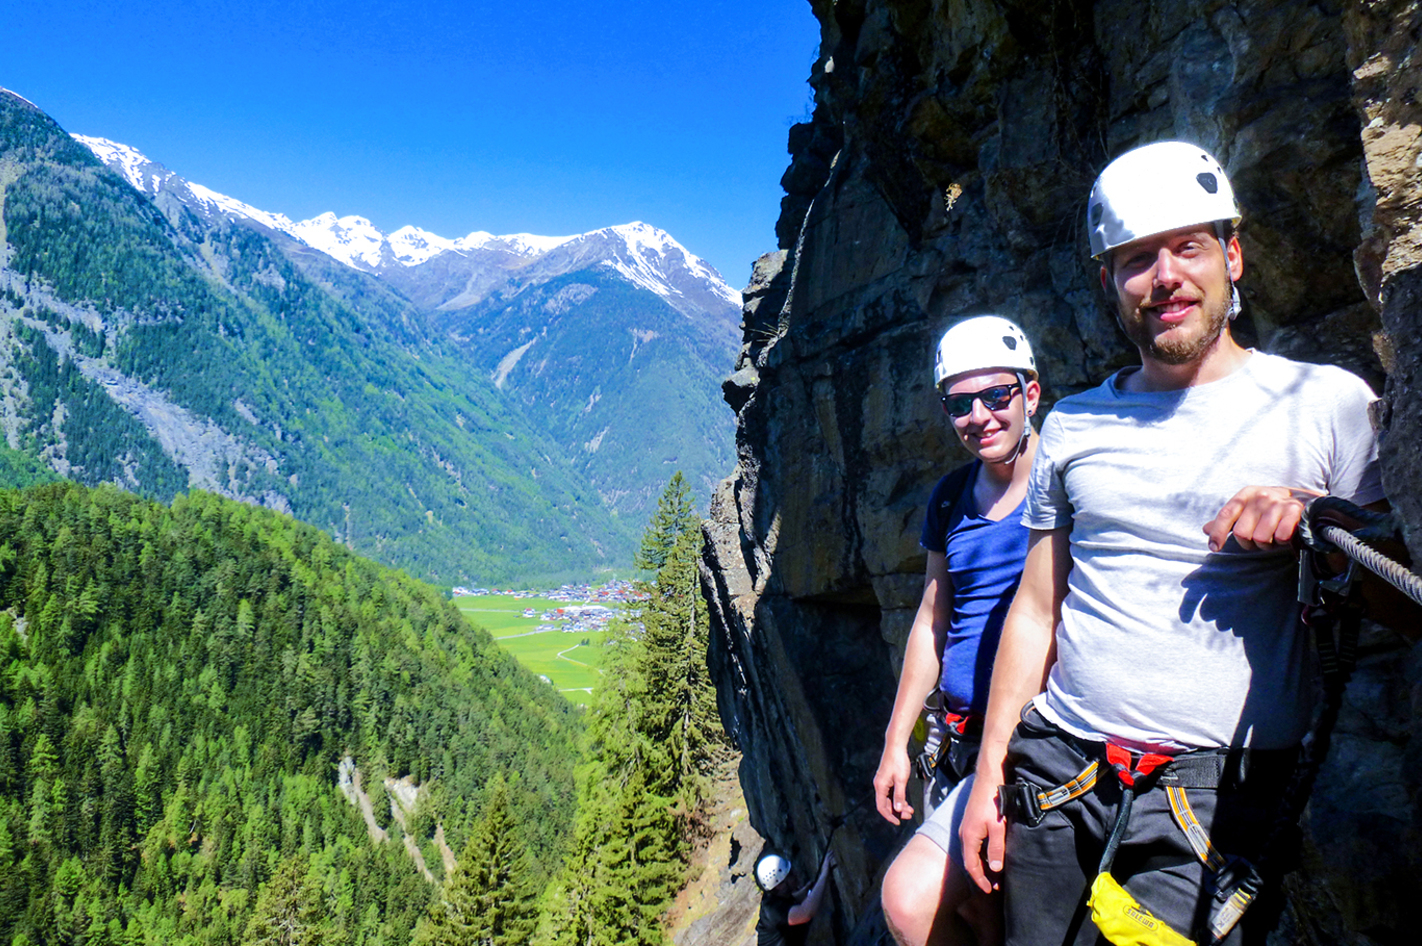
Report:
452,579,645,635
449,579,649,694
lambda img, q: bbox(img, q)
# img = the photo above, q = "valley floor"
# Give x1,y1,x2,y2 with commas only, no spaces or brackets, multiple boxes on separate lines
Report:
453,589,634,694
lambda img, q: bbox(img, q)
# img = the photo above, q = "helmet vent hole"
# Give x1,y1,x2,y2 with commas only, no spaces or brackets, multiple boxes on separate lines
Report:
1002,336,1017,350
1090,203,1104,225
1196,172,1219,194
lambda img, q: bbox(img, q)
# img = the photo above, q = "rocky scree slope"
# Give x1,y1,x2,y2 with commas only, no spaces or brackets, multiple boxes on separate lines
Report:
0,89,631,585
79,135,743,517
703,1,1422,943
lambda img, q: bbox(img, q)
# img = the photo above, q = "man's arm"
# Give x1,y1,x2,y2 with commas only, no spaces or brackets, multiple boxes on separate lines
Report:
959,527,1071,894
787,851,837,925
872,552,951,824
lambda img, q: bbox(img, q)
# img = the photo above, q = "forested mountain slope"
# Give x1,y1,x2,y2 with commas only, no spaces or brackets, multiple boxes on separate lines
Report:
445,267,737,513
0,88,633,585
0,481,580,945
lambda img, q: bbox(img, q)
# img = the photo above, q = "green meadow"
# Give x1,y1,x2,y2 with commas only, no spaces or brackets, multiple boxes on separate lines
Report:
455,594,613,695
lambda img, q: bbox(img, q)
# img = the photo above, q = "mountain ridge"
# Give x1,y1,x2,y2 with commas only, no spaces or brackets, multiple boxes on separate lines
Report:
74,135,740,317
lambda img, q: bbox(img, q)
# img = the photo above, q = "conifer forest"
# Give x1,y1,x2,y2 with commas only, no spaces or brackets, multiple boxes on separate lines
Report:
0,475,726,945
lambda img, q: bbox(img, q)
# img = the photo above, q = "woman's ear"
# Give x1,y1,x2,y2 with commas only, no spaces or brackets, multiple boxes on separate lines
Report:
1025,379,1042,417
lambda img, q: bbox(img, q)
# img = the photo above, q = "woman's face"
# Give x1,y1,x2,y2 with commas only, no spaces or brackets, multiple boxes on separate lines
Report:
941,368,1039,463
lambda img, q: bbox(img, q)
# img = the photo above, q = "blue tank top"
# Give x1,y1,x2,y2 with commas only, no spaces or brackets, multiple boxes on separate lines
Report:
919,462,1029,714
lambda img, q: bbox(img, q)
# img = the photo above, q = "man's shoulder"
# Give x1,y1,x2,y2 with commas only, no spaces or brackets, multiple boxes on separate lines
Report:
1038,376,1123,431
1247,351,1376,398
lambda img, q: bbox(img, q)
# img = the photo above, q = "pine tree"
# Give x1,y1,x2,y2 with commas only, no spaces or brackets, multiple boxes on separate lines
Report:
635,524,727,807
244,855,327,946
541,473,728,945
633,472,697,573
413,775,538,946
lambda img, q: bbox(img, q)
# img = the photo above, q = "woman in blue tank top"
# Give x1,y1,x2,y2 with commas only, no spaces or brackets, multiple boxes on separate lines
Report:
874,316,1041,946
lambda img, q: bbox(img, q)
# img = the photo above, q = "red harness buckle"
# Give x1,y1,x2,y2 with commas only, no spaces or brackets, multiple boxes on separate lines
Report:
1105,743,1172,788
943,712,978,736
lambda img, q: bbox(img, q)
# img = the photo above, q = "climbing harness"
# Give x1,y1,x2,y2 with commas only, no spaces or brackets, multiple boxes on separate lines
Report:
997,496,1419,946
916,691,983,784
999,738,1292,946
1087,747,1186,946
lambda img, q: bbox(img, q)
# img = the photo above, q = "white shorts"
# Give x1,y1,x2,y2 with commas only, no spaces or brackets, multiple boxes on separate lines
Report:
915,772,973,870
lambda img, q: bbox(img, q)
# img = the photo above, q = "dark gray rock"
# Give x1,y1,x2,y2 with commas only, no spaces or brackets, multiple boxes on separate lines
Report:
704,1,1422,941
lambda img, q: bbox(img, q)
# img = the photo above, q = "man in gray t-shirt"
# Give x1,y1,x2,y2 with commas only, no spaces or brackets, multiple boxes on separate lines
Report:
957,142,1397,946
1024,349,1381,754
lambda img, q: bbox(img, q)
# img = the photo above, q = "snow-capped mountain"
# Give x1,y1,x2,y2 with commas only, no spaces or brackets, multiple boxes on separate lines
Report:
76,136,741,322
72,130,742,517
75,136,300,235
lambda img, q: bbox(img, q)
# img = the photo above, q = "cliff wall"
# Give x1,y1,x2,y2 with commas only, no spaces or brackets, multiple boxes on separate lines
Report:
703,1,1422,942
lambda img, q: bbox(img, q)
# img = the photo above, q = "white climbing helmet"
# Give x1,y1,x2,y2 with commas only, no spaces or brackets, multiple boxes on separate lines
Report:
933,315,1037,389
755,852,792,892
1087,141,1241,259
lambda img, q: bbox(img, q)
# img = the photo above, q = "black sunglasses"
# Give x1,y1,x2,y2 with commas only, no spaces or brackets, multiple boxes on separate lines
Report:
940,383,1021,418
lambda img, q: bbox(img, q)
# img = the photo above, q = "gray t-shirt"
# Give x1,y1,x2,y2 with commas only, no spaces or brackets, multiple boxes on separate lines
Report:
1024,351,1383,752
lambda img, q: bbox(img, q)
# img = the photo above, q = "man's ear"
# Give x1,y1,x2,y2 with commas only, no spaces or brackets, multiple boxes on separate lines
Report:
1227,235,1244,281
1099,265,1110,292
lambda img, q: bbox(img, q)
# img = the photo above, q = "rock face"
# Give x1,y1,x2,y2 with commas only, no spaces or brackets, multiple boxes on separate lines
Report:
703,1,1422,942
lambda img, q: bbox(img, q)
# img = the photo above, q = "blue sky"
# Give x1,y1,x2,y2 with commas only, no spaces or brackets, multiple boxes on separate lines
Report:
4,1,821,285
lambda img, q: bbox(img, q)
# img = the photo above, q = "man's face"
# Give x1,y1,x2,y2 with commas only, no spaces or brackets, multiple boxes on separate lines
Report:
1102,225,1242,366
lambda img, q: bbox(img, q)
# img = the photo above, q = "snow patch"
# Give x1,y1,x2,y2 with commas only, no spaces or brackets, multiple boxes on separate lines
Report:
584,426,611,453
187,182,297,234
73,136,152,191
492,338,538,388
629,328,658,362
288,213,387,269
0,87,40,109
609,221,740,306
388,225,458,265
502,232,576,254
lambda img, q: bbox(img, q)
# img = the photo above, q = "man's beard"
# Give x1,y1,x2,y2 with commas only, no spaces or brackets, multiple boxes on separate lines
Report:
1118,293,1231,366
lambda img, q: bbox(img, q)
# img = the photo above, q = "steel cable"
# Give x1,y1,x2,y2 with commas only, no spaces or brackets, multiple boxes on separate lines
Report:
1320,523,1422,607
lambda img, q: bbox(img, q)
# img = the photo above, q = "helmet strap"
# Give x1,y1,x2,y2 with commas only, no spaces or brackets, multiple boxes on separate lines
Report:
984,371,1033,465
1214,222,1240,321
1014,371,1033,461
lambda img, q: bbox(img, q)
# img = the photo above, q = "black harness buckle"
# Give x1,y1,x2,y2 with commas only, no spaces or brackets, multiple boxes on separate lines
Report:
997,781,1045,827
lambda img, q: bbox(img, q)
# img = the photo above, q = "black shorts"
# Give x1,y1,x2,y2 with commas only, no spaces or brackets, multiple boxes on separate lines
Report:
1001,707,1295,946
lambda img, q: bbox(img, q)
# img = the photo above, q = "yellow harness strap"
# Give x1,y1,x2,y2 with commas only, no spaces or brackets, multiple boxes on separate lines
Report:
1165,786,1229,874
1087,873,1196,946
1166,785,1258,941
1039,760,1100,810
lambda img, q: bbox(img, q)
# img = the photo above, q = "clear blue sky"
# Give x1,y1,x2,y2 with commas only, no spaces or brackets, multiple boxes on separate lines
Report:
4,1,821,286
